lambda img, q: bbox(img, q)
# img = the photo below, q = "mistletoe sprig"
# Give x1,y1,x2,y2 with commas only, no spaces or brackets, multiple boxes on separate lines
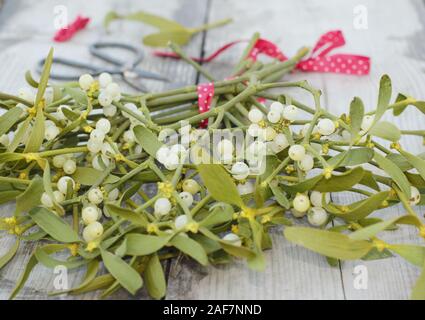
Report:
1,34,425,299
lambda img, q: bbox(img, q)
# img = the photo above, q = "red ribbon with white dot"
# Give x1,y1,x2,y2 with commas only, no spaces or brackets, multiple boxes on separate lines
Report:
53,15,90,42
155,30,370,76
197,83,214,128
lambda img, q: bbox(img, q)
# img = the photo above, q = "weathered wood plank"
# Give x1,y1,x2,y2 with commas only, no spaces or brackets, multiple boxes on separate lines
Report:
0,0,208,299
166,0,346,300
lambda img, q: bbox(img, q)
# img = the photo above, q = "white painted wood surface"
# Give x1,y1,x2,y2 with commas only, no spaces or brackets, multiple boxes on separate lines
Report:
1,0,425,299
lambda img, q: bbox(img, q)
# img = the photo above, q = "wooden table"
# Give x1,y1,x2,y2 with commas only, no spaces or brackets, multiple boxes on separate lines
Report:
0,0,424,300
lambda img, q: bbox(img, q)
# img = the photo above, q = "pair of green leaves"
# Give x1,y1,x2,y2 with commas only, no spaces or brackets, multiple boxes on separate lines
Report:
104,10,232,47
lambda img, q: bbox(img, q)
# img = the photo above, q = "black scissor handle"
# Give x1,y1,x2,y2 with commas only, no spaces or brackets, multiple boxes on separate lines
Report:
89,42,145,69
37,57,108,81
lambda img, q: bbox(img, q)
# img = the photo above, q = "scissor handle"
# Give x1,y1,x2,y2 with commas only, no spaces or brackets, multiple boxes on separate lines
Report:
37,57,113,81
89,42,145,69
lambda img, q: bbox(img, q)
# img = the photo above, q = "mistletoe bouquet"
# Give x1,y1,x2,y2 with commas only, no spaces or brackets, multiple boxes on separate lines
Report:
0,33,425,300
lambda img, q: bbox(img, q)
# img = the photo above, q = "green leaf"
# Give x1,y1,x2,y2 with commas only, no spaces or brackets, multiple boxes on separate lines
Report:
369,121,401,142
359,170,380,191
247,218,266,271
35,244,87,269
24,105,45,153
144,254,166,299
105,204,148,227
63,87,88,106
386,153,413,171
269,182,290,209
100,248,143,295
133,125,163,157
284,227,373,260
374,151,411,198
390,244,425,267
200,227,255,259
411,262,425,300
0,152,25,163
122,11,186,31
399,150,425,182
372,74,392,125
34,47,54,107
0,190,22,205
315,167,365,192
199,202,234,227
328,148,373,168
198,164,244,208
393,93,425,116
125,233,171,256
15,176,44,215
171,235,209,266
331,191,389,221
7,116,30,152
9,253,38,299
72,167,119,185
143,31,192,47
281,174,322,194
349,215,420,240
0,239,19,270
29,207,80,243
349,97,364,139
0,107,23,137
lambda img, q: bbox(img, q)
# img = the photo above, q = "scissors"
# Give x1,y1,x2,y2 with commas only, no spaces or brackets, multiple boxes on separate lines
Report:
37,42,169,92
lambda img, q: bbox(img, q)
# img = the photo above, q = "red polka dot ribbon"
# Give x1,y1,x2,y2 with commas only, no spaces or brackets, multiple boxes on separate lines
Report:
53,15,90,42
197,83,214,128
154,30,370,76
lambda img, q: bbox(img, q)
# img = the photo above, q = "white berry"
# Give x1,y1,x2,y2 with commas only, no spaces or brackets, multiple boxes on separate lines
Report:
175,215,189,230
83,222,103,242
288,144,306,161
293,193,310,212
282,105,298,121
98,72,112,88
298,154,314,171
267,110,281,123
52,155,67,168
217,139,233,155
156,146,170,164
90,129,105,143
179,192,193,207
164,153,180,170
182,179,200,195
222,233,242,246
92,154,110,171
105,83,121,98
273,133,289,149
154,198,171,216
103,105,117,117
88,188,103,205
231,162,250,180
63,159,76,174
308,207,328,226
248,109,263,123
44,125,60,141
310,191,330,207
270,101,284,114
87,139,103,153
57,176,75,194
82,206,100,225
317,119,336,136
96,118,111,134
98,91,113,107
123,130,135,143
79,74,94,90
41,192,54,208
247,123,261,137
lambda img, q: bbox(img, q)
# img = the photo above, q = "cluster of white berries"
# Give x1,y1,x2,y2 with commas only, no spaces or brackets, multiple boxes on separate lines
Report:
155,144,188,171
154,179,200,221
78,73,121,117
40,175,75,208
291,191,330,226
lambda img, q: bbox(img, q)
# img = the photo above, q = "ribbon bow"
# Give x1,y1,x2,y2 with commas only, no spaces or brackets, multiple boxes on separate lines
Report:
248,31,370,75
53,15,90,42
